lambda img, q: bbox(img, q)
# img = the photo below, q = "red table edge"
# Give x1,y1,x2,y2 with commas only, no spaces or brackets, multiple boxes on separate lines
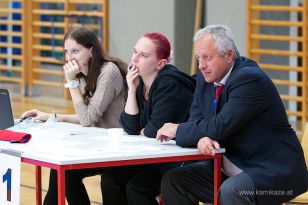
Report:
22,153,223,205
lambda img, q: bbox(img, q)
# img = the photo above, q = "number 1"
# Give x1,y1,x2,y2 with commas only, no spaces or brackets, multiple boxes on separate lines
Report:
2,168,12,201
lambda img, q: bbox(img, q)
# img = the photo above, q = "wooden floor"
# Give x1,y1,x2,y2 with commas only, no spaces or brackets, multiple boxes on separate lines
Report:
11,96,102,205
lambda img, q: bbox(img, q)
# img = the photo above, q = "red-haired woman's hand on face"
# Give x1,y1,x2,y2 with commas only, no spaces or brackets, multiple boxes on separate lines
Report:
63,60,80,82
126,64,139,93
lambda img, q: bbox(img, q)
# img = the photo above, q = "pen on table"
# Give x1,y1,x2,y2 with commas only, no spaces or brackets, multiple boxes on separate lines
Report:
20,116,32,122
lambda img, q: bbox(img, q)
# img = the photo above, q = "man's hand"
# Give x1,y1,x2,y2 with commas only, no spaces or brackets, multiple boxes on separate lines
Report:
197,137,220,155
156,123,179,142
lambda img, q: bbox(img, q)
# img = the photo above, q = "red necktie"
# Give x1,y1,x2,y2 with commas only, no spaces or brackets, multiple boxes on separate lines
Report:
215,84,224,102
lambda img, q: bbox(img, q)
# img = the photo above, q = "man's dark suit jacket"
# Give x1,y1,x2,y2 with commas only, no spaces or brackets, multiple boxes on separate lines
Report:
176,57,307,205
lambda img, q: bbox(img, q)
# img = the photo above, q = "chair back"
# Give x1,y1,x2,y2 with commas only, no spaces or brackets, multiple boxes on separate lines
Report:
301,124,308,168
286,125,308,204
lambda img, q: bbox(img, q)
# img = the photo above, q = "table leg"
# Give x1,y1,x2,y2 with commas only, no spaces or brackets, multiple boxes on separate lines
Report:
35,166,42,205
213,154,222,205
57,168,66,205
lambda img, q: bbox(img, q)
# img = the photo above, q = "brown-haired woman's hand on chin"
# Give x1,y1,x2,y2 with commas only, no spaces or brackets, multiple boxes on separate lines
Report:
126,64,139,94
63,59,80,82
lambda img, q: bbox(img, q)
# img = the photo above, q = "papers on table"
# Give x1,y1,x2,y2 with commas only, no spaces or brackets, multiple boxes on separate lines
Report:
0,122,202,165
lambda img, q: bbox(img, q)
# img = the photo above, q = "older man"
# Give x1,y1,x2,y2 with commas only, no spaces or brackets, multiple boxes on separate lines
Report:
157,24,307,205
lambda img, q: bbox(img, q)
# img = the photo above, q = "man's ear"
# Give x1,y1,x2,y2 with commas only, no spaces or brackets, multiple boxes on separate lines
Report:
227,49,234,63
156,59,167,70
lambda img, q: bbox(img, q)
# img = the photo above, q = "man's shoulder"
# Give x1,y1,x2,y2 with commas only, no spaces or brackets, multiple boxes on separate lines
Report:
231,57,266,80
234,57,261,72
225,59,274,92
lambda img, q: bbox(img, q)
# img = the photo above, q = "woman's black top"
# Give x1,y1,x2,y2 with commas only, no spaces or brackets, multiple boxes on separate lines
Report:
120,64,195,138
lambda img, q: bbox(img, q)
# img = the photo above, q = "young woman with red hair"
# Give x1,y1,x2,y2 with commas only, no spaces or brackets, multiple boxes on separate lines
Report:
101,32,196,205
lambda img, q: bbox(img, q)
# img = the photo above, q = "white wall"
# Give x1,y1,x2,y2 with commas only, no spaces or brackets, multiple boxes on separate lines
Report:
109,0,196,73
108,0,247,72
109,0,175,64
206,0,247,55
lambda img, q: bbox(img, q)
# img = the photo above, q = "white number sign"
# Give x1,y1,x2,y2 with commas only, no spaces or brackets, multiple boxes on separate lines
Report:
0,152,21,205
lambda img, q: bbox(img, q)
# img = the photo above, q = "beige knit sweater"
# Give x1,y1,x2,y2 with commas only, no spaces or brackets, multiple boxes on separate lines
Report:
74,62,125,128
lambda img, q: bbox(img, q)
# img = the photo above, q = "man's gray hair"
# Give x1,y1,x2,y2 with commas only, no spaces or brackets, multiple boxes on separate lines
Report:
193,24,240,59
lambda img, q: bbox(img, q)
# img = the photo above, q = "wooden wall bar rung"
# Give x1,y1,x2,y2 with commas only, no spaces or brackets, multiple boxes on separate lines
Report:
250,34,303,42
68,0,103,3
250,5,303,12
32,21,66,27
0,54,22,60
32,80,63,87
287,110,302,117
33,56,63,64
281,95,303,102
0,31,23,37
32,9,67,15
259,64,303,72
0,20,22,25
0,43,23,48
0,76,22,83
0,0,22,2
272,79,303,87
33,68,62,75
33,0,65,2
33,33,64,39
70,23,100,29
0,8,22,13
251,49,303,57
32,44,63,52
0,66,22,71
67,11,103,17
251,20,303,27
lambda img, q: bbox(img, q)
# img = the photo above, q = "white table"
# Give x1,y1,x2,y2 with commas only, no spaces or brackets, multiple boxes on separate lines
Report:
0,122,224,205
